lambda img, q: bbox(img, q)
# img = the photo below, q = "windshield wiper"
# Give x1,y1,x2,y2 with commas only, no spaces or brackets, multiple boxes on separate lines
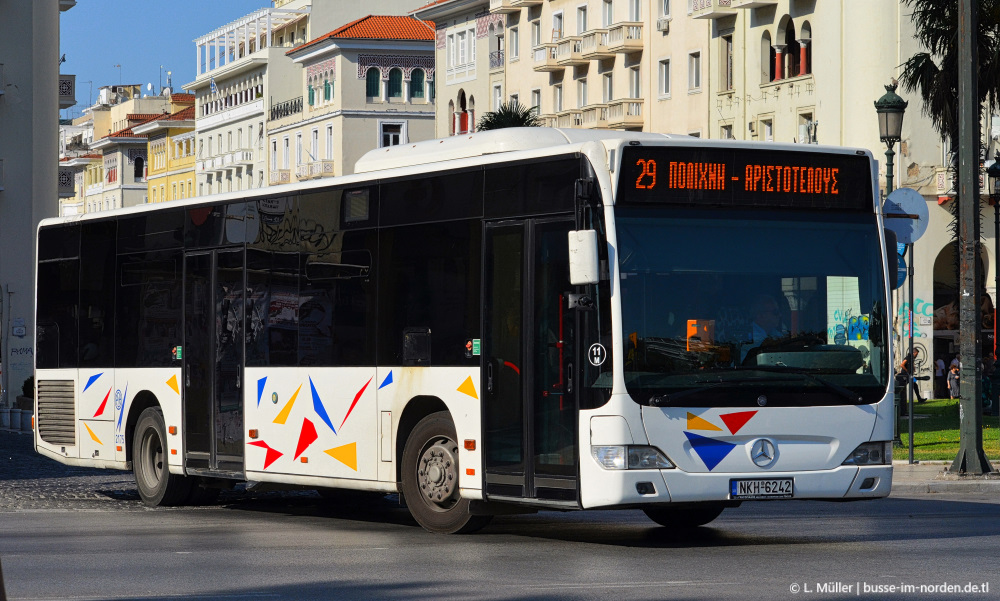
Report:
733,366,863,403
648,376,798,406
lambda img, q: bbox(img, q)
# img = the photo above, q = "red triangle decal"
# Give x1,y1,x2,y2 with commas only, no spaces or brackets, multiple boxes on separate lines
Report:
248,440,283,470
94,388,111,418
294,418,318,460
720,410,758,434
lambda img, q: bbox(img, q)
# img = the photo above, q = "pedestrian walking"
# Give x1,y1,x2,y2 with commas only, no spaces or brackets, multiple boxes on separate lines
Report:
899,348,925,403
934,356,946,399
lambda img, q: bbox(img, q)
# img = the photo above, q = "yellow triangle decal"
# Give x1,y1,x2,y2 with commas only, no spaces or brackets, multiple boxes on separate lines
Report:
686,412,722,431
166,375,179,395
324,442,357,471
84,423,104,446
457,376,478,400
274,384,302,425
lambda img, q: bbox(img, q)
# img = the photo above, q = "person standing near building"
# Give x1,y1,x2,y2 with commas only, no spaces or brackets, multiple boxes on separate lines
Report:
947,363,961,399
934,356,946,399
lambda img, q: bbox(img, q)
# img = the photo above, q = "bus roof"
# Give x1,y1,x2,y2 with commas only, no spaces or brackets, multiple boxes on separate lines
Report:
353,127,682,173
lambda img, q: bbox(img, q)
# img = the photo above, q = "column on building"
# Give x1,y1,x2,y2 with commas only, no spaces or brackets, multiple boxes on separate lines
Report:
772,44,786,81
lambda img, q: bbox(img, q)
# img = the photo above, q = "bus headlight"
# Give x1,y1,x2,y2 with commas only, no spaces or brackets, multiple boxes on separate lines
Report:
592,446,675,470
842,441,892,466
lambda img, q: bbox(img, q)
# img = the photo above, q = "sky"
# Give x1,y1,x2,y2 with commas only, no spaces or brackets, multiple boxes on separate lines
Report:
60,0,264,120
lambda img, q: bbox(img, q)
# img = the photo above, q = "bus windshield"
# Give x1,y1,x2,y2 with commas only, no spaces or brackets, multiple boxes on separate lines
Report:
616,207,889,407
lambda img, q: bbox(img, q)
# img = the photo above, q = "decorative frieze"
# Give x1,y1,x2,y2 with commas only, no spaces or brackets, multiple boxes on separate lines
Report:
357,54,435,82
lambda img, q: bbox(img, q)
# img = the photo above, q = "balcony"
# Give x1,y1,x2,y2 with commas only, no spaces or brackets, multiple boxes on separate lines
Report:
309,160,335,179
555,109,583,128
607,98,644,129
607,22,643,53
691,0,737,19
489,0,519,13
580,103,608,129
511,0,543,6
58,166,76,197
269,96,302,121
295,164,312,180
732,0,777,7
580,30,613,59
556,37,587,66
536,114,557,128
230,149,254,165
59,74,76,110
490,50,505,71
532,44,562,72
269,169,291,185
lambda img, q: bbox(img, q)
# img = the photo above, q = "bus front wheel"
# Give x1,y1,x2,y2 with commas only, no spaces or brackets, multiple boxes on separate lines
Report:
401,412,491,534
133,407,191,506
643,503,727,530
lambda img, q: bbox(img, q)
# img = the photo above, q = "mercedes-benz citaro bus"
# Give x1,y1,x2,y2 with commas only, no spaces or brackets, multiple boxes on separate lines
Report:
34,128,895,534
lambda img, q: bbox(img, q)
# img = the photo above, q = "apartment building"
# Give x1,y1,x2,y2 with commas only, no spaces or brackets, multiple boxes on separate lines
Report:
278,15,436,181
133,94,197,204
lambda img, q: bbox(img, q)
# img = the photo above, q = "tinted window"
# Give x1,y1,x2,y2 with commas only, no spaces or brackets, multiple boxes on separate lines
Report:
36,259,80,369
380,170,482,227
117,211,183,252
484,157,579,218
246,196,299,367
79,221,116,367
38,224,80,261
184,205,228,249
116,251,183,367
378,220,481,366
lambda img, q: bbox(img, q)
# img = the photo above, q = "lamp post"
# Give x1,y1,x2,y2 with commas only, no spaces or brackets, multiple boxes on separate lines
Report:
875,82,910,455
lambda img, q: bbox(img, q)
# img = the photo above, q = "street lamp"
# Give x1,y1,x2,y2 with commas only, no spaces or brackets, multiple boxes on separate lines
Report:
875,81,908,194
987,158,1000,363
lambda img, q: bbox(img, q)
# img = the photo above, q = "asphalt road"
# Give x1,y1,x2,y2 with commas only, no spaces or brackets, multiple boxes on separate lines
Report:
2,431,998,601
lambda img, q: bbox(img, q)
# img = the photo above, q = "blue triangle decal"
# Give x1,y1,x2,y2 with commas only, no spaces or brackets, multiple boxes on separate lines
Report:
309,377,337,434
257,377,267,407
378,371,393,390
685,431,736,471
83,372,103,393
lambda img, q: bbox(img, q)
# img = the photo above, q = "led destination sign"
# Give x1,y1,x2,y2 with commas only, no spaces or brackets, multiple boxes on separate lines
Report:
619,146,873,211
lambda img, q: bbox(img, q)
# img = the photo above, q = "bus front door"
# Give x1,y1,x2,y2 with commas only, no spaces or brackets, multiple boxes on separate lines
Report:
483,218,579,505
184,248,245,476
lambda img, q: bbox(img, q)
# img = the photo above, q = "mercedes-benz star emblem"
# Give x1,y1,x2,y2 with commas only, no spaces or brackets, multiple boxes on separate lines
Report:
750,438,777,468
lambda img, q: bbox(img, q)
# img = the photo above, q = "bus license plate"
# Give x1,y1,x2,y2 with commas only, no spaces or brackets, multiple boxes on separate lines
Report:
730,478,793,499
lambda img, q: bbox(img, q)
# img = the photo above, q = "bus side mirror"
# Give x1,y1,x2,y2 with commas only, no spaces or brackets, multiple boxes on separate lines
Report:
568,230,600,285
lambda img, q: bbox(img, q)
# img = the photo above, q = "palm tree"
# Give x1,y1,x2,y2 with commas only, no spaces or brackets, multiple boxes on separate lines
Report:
476,101,541,131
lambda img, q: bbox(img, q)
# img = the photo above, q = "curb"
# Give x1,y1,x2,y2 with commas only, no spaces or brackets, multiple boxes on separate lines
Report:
891,480,1000,495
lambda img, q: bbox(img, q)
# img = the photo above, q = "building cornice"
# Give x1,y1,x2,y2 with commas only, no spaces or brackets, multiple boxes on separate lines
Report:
133,120,195,135
266,108,434,135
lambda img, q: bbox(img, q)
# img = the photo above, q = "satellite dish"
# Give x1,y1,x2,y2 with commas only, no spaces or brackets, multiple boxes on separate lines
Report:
147,83,152,91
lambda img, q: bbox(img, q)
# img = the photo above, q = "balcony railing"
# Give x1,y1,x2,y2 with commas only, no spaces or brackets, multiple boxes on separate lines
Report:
580,103,608,129
607,23,643,53
59,74,76,110
691,0,737,19
295,164,312,180
231,149,254,165
309,160,335,179
269,96,302,121
490,50,505,70
269,169,291,185
556,109,583,128
532,44,562,72
607,98,644,129
489,0,519,13
580,29,613,59
556,37,587,66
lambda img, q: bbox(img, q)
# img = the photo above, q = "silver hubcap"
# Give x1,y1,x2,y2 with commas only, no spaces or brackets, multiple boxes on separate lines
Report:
140,428,163,490
417,438,458,510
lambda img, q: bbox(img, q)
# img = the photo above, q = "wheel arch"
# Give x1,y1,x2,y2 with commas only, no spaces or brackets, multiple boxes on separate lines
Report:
125,390,161,464
395,395,449,483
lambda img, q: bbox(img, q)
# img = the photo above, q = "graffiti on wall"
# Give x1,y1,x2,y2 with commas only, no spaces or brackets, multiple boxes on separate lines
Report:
898,297,933,338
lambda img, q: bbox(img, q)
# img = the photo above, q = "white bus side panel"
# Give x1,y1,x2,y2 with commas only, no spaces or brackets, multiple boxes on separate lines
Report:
113,368,184,472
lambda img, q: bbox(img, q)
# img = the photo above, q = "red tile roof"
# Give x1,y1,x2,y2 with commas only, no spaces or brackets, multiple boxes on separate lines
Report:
289,15,434,54
170,93,195,104
165,106,196,121
105,113,162,139
127,113,164,122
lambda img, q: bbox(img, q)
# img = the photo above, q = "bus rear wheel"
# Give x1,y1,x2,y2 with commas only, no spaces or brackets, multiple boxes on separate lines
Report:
133,407,191,506
401,412,491,534
643,503,727,530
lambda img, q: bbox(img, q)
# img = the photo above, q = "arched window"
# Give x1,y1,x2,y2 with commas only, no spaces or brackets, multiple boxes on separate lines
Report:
324,79,332,101
308,84,315,106
799,21,812,76
761,31,774,84
366,67,381,98
784,23,799,79
388,68,403,98
411,69,425,99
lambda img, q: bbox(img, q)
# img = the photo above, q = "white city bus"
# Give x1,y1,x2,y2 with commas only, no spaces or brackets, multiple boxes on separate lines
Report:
34,129,895,533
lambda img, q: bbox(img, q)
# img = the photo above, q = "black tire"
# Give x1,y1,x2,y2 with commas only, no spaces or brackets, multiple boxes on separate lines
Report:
133,407,191,506
643,503,727,530
401,411,492,534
